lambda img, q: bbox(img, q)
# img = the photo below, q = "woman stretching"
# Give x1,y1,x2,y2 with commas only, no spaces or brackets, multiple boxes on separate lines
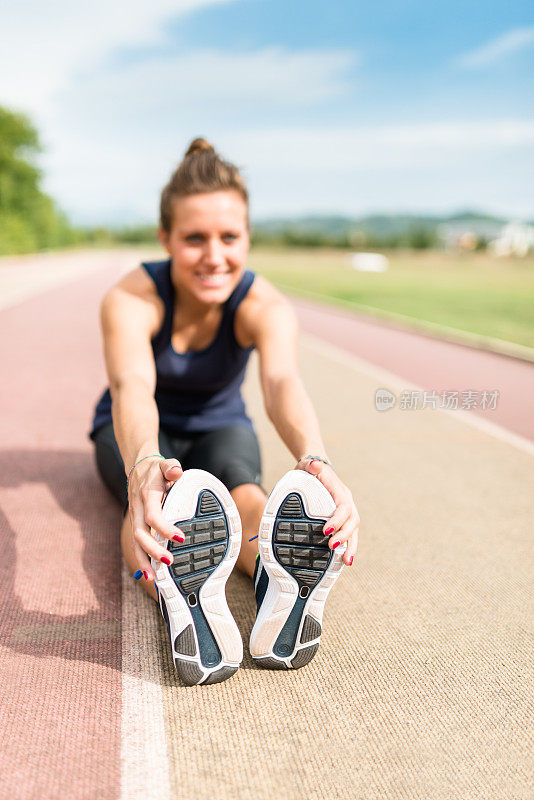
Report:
89,139,360,685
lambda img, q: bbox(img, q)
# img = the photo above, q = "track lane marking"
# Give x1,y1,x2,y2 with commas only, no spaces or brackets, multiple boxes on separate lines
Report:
302,332,534,457
121,561,171,800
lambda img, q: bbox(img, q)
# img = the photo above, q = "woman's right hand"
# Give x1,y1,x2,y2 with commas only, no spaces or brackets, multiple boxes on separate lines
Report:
127,456,185,581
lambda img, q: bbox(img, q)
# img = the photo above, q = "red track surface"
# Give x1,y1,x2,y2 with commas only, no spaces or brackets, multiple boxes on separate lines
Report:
0,263,123,799
291,296,534,442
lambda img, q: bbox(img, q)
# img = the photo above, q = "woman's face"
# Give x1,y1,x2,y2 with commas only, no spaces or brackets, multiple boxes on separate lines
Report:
159,190,250,306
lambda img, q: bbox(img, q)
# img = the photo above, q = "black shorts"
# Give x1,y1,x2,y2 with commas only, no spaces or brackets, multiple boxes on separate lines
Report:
92,421,263,515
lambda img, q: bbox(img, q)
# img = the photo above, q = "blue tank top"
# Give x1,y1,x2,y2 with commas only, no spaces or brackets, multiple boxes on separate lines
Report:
89,258,256,440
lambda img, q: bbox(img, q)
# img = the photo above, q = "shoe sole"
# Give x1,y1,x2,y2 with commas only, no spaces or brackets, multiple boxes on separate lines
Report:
249,470,346,669
150,469,243,686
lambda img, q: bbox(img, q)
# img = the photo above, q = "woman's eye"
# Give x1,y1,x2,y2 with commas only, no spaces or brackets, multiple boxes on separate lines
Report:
184,232,238,244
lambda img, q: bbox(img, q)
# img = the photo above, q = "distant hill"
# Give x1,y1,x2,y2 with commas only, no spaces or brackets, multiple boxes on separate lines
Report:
252,211,507,238
249,210,519,250
80,210,531,251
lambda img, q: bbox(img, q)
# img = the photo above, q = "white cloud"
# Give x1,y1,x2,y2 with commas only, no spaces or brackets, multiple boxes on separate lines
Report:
232,120,534,219
0,2,359,222
1,2,531,223
39,45,358,222
42,118,534,223
221,120,534,171
0,0,237,120
455,26,534,69
53,47,356,138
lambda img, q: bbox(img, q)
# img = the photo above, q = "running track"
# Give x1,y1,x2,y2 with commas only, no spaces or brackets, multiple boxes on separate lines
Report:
291,297,534,443
1,251,532,800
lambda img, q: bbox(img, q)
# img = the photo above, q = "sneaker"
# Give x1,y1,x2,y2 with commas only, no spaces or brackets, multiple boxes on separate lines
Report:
150,469,243,685
249,469,345,669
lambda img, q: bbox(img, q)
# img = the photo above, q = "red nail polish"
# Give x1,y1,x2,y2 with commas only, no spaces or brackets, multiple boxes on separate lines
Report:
324,526,335,536
161,555,171,565
349,556,354,566
172,534,183,542
332,540,340,549
143,571,149,580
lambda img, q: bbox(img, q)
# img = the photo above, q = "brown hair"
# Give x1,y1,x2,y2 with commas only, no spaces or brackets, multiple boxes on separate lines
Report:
159,137,249,232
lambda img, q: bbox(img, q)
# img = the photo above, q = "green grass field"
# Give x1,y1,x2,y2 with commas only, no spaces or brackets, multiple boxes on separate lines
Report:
247,247,534,350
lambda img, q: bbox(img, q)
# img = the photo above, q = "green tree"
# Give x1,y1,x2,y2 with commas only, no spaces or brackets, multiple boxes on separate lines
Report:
0,106,76,254
406,225,437,250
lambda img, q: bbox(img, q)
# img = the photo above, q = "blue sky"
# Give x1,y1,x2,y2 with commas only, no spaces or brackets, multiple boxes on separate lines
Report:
1,0,533,224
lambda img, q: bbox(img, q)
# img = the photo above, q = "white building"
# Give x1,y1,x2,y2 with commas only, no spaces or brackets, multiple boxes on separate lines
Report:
489,222,534,257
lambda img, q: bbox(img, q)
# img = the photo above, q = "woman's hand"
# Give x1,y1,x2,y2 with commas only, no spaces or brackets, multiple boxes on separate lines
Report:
295,457,359,567
127,456,185,581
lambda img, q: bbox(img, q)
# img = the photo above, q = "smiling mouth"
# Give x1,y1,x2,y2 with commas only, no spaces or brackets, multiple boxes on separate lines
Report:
195,272,231,286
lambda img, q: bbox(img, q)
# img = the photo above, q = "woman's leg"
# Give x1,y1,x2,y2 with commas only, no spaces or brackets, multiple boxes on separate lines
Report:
93,422,191,600
231,483,267,579
92,421,130,509
182,424,266,579
95,422,267,590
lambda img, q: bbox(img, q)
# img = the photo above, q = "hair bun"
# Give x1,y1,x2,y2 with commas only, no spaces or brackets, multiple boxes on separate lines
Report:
160,138,249,232
185,137,216,158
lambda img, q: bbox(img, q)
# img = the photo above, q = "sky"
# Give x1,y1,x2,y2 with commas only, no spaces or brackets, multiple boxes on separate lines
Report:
1,0,533,225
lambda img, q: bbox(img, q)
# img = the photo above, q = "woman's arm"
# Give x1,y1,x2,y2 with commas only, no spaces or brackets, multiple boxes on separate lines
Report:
250,292,360,566
254,300,328,461
100,285,160,471
100,281,185,577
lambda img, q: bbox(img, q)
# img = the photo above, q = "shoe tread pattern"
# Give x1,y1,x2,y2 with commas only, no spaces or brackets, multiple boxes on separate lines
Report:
164,489,233,681
300,614,321,644
254,643,320,671
273,493,332,589
271,492,331,664
174,624,197,657
175,658,204,686
291,643,319,669
167,491,228,596
202,665,238,685
254,656,289,670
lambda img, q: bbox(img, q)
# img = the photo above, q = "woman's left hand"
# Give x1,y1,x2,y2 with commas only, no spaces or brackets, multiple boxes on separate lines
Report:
295,457,359,566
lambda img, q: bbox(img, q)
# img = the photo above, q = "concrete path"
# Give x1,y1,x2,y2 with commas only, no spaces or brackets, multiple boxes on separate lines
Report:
0,251,532,800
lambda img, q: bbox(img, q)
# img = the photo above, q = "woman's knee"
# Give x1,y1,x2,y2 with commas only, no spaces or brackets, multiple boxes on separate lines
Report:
231,483,267,526
93,438,128,507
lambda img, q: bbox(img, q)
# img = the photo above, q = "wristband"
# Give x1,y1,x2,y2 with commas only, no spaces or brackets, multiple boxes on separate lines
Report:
297,455,332,468
127,454,165,486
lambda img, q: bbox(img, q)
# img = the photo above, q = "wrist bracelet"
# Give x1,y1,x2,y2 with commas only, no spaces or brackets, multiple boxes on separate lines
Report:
297,454,332,468
127,454,164,486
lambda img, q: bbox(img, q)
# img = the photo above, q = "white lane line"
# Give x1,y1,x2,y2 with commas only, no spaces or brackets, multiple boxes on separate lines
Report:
302,332,534,458
121,561,171,800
